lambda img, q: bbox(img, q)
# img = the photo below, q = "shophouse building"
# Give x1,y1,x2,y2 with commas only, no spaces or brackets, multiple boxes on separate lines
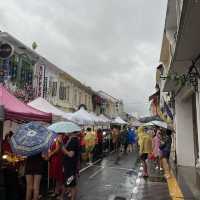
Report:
97,91,124,118
158,0,200,197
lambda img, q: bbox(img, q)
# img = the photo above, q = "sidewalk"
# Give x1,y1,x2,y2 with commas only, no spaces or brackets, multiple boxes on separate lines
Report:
130,160,171,200
171,163,198,199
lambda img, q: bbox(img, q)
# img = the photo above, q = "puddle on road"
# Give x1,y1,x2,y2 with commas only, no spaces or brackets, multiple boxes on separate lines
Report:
126,169,137,176
108,195,126,200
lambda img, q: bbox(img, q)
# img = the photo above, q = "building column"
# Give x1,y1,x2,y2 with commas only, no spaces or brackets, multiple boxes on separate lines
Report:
195,90,200,164
175,95,195,167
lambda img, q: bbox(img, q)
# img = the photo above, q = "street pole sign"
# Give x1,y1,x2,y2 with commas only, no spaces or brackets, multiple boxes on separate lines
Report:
0,43,14,59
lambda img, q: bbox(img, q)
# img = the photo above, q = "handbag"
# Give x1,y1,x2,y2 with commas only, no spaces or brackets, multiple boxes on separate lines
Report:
148,153,156,161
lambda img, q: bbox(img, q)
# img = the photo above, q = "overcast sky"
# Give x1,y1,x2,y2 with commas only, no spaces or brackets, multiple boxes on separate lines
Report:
0,0,167,116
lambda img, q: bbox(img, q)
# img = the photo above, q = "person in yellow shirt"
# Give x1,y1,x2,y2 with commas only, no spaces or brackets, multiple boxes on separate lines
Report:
111,127,120,152
84,128,96,164
139,127,153,177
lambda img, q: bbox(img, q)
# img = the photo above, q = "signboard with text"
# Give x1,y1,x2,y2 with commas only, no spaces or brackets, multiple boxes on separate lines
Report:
0,43,13,59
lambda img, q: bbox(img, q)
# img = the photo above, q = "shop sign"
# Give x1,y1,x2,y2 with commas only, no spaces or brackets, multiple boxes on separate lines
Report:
0,43,14,59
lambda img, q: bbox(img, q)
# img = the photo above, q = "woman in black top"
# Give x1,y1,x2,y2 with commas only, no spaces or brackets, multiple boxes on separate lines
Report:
160,129,172,179
62,132,80,200
25,153,45,200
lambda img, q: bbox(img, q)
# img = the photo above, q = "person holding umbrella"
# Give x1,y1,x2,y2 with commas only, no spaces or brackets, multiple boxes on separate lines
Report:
48,133,66,199
10,122,57,200
48,121,81,200
62,131,80,200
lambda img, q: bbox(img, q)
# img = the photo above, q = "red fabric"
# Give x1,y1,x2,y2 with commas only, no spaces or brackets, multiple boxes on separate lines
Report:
2,140,12,154
97,132,103,143
0,86,52,122
49,141,64,183
49,136,69,183
79,132,85,146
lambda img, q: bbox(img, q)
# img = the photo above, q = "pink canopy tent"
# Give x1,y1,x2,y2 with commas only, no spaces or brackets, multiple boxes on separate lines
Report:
0,85,52,123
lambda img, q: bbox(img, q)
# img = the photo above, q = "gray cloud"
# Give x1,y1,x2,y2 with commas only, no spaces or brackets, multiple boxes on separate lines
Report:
0,0,167,116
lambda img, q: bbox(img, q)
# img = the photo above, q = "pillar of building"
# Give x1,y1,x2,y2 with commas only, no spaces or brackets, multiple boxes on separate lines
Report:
175,93,195,167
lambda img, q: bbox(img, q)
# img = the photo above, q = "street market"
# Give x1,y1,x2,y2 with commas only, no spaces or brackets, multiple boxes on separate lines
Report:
1,0,200,200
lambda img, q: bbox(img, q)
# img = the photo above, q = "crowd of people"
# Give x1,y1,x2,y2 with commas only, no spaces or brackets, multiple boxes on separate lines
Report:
2,124,172,200
137,126,172,179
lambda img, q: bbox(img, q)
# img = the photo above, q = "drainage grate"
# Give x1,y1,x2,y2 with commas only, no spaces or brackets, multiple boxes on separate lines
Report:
114,197,126,200
148,176,166,182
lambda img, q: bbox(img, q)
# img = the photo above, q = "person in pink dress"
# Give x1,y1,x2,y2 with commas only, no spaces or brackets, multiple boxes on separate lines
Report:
152,129,162,170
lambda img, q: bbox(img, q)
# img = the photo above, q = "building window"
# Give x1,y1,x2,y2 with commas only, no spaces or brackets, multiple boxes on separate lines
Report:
66,86,70,102
20,58,33,88
85,94,87,105
88,97,91,108
79,92,82,105
43,77,48,97
52,81,57,97
59,82,66,100
74,89,78,105
10,55,19,81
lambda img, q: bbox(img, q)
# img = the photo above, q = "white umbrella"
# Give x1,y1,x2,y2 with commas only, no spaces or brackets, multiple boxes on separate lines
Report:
143,120,173,130
143,122,155,127
151,120,173,130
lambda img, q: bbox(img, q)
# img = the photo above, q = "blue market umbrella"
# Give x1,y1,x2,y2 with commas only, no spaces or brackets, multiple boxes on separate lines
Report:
10,122,57,156
48,121,81,134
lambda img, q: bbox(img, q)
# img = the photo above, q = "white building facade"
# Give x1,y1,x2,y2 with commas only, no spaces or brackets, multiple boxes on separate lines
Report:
43,58,93,113
97,91,124,118
160,0,200,168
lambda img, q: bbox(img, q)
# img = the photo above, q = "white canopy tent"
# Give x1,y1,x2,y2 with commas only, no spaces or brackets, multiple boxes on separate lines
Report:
99,114,111,124
69,108,94,125
28,97,72,121
89,112,103,124
131,120,143,127
112,116,127,125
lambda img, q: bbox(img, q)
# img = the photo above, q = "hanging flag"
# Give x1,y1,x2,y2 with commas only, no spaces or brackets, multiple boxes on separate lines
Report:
163,100,173,120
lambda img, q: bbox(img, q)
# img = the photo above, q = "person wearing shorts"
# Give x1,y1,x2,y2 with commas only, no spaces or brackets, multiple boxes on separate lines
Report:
62,132,80,200
139,129,152,177
140,153,148,161
25,153,45,200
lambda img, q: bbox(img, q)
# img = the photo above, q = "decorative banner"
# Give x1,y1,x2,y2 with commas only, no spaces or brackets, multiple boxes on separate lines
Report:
34,63,45,97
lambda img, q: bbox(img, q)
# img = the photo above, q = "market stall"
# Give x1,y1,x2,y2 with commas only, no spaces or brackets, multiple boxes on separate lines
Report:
131,120,144,127
112,116,127,125
28,97,72,122
69,108,94,126
0,86,52,123
0,85,52,200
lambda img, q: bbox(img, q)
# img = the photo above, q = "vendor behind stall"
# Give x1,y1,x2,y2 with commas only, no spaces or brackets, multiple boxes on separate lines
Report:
2,131,13,155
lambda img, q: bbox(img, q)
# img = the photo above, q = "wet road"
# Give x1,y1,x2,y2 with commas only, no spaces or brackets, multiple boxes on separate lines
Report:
78,152,138,200
77,152,171,200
